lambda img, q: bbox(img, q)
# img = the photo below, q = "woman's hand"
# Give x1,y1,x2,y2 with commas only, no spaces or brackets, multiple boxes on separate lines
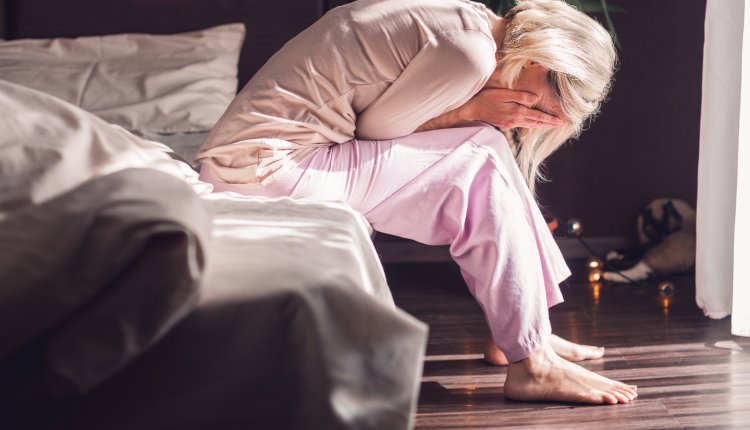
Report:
464,88,563,130
414,88,563,134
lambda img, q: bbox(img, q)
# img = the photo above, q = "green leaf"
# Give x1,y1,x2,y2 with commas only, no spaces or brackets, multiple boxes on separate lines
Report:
575,0,626,13
478,0,624,50
599,0,622,49
485,0,502,13
499,0,517,15
568,0,584,10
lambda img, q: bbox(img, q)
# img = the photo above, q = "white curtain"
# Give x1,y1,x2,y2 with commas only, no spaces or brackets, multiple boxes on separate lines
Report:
696,0,749,336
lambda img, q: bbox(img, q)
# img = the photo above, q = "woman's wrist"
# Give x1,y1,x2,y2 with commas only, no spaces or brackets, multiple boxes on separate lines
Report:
415,103,474,133
458,99,477,122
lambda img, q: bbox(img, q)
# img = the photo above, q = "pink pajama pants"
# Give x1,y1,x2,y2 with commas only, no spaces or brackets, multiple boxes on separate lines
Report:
199,123,570,362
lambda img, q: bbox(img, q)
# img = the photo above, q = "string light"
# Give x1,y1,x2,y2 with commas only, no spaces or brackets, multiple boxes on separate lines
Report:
588,268,603,283
658,281,675,296
551,214,680,317
566,218,583,236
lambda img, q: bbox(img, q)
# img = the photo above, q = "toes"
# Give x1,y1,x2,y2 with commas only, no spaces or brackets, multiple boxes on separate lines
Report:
583,346,605,359
571,345,604,361
626,386,638,399
612,383,638,400
601,391,618,405
613,386,636,401
568,351,584,361
580,390,611,404
610,390,630,404
616,382,638,396
631,387,639,399
613,381,635,390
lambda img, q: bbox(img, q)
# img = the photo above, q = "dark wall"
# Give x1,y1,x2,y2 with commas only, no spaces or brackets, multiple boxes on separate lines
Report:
0,0,326,89
536,0,706,237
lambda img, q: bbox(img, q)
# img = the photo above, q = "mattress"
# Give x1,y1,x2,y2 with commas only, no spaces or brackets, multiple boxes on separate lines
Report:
43,193,428,430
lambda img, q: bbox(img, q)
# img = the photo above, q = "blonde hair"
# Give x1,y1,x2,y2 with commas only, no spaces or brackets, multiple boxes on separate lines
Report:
496,0,617,195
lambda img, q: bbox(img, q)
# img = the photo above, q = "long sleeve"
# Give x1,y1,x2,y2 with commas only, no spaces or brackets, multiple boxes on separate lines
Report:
197,0,498,186
355,29,496,141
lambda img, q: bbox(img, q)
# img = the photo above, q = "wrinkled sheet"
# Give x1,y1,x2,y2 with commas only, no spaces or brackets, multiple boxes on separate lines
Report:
0,168,211,394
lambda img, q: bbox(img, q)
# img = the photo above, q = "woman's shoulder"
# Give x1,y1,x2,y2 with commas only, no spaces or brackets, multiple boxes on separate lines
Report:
342,0,494,37
426,29,497,81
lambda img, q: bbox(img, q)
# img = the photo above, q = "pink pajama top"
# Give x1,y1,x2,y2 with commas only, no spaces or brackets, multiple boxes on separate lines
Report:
196,0,497,186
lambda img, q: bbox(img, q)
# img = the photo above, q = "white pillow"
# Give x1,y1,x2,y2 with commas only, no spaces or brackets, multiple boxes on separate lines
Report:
0,23,245,133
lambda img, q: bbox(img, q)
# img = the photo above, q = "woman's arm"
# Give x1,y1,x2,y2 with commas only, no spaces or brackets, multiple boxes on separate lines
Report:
416,88,563,133
355,30,496,141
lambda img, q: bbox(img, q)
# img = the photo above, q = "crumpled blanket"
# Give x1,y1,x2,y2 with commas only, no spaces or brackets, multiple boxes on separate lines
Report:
0,168,211,395
0,79,428,430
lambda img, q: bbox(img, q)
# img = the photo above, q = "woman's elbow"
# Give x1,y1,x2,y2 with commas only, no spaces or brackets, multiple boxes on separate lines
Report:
354,117,415,141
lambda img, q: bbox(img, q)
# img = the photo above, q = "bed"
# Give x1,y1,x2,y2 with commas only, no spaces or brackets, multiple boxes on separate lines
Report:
0,1,428,429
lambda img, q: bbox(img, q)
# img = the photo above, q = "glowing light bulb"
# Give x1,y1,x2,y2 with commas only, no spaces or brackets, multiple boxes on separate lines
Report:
586,257,603,269
588,269,602,283
566,218,583,236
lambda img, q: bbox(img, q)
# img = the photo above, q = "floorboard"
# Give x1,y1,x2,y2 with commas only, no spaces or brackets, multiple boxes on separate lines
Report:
385,261,750,429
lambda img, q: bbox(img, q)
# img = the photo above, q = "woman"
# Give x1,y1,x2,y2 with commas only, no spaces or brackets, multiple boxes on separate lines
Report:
197,0,637,404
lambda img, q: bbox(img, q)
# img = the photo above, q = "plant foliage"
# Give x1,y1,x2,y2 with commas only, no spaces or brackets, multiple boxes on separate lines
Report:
481,0,624,48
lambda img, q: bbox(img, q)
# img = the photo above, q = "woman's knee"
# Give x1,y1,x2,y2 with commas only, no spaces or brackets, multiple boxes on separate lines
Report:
463,124,516,164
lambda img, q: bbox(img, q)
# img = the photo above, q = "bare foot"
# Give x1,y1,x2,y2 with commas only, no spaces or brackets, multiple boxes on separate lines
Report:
504,343,638,404
549,335,605,361
484,335,604,365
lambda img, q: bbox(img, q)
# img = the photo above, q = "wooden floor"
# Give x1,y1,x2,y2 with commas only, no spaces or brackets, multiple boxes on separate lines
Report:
385,260,750,430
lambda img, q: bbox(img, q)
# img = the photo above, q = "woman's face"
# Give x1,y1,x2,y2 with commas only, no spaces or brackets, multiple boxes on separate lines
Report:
485,61,567,123
514,63,567,122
